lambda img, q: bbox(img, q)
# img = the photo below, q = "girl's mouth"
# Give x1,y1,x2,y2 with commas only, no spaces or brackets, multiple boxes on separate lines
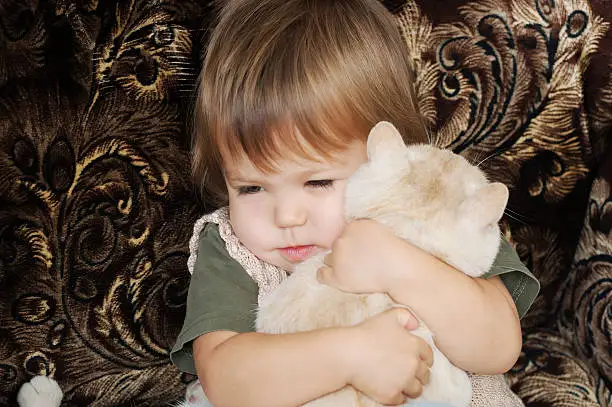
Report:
278,245,317,262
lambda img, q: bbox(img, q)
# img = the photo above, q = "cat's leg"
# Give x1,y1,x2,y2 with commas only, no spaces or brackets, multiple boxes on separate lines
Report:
419,346,471,406
174,379,214,407
407,326,472,407
17,376,63,407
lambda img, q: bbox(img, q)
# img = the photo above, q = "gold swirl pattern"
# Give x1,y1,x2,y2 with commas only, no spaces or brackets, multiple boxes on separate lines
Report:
0,0,610,405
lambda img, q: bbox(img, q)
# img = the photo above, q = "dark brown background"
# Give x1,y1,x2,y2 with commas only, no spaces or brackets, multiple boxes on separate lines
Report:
0,0,610,405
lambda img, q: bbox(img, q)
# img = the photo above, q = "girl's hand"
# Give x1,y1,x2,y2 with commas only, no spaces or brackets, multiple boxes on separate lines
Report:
317,219,408,294
344,308,433,404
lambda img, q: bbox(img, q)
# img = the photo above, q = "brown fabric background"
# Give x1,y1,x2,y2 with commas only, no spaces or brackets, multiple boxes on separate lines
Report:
0,0,610,406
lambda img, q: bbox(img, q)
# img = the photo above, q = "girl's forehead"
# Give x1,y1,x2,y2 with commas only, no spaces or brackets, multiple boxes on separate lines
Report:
223,139,367,177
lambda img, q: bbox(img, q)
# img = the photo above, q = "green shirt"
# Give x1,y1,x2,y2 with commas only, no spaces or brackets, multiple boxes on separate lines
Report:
170,223,540,375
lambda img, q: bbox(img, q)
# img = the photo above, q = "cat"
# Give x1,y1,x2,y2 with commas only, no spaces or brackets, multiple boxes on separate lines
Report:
19,123,507,407
254,121,509,407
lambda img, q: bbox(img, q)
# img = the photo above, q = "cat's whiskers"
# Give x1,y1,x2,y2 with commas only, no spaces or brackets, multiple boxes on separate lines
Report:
474,148,509,169
424,127,433,145
503,210,528,225
469,150,486,167
505,207,533,222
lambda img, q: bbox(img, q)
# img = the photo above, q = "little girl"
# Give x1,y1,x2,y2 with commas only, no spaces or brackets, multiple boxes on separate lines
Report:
170,0,539,406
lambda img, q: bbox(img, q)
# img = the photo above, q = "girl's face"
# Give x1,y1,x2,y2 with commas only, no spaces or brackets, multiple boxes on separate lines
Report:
223,139,367,272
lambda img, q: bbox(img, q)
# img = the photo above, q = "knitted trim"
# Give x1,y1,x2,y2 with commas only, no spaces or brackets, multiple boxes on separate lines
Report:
187,207,287,306
469,373,524,407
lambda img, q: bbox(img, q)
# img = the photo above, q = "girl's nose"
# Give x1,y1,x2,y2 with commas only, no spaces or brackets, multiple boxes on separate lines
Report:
274,198,307,228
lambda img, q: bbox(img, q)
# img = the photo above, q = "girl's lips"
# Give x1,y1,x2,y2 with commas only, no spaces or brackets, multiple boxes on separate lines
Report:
278,245,317,262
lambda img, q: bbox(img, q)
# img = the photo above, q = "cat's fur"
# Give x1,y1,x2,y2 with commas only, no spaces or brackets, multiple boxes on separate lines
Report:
18,124,507,407
18,124,508,407
254,122,509,407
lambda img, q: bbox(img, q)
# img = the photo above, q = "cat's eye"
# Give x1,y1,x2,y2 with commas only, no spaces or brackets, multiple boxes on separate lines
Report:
306,179,334,189
237,185,264,195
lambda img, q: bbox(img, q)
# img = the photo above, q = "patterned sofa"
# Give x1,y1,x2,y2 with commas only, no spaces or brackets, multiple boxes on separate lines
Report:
0,0,610,405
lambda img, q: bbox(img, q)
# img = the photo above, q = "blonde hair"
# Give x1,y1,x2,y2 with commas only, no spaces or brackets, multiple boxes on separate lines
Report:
193,0,427,206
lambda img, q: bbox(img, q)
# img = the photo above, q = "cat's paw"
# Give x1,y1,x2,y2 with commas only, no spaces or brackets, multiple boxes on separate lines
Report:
17,376,63,407
419,348,472,407
175,380,211,407
420,368,471,407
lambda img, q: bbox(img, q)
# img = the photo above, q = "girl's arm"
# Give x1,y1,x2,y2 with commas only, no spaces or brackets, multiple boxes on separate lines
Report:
194,329,351,407
382,240,522,374
194,308,433,407
318,220,522,375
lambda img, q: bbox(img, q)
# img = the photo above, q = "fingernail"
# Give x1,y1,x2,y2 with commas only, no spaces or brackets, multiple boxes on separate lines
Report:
397,309,418,330
316,267,325,284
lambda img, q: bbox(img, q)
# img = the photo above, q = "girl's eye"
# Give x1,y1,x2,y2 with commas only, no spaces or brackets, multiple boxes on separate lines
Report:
237,186,263,195
306,179,334,189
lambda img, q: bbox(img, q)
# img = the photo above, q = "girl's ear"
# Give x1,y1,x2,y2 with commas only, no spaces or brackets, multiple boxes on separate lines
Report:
366,121,406,160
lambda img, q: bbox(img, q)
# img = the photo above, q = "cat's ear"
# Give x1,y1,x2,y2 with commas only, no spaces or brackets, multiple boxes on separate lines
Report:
366,121,406,160
462,182,509,226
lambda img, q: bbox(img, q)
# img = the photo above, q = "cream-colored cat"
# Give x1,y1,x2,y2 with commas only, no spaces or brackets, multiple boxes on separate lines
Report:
18,123,508,407
255,122,509,407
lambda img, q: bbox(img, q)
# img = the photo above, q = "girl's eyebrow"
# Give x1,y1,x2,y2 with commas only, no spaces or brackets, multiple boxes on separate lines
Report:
226,174,259,184
223,166,254,182
226,160,342,183
225,168,271,184
299,168,336,178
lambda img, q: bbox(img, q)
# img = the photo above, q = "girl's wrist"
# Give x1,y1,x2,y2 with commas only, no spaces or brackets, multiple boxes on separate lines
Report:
381,236,419,295
329,326,362,387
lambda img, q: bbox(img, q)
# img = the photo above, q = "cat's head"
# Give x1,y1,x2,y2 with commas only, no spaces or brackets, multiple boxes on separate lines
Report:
345,122,509,277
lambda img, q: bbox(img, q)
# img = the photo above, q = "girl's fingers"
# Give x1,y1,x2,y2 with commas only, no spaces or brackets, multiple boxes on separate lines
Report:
323,253,332,266
402,379,423,399
415,361,431,386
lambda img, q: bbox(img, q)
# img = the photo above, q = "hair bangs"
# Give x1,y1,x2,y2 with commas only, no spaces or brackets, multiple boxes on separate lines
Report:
213,61,371,173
